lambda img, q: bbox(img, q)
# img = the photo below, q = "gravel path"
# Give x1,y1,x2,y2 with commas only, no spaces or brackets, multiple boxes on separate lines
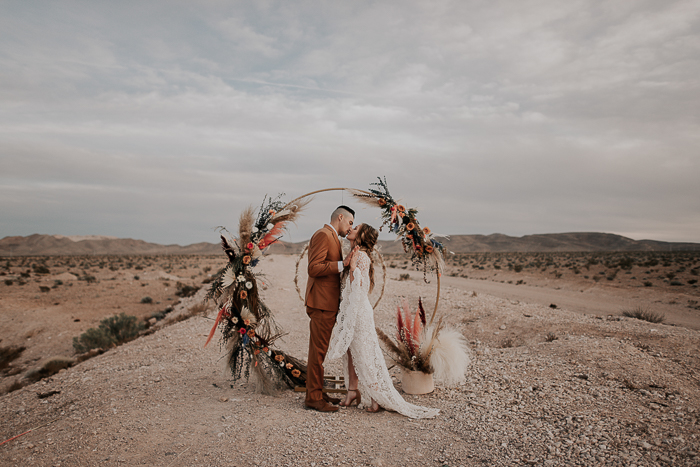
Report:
1,255,699,466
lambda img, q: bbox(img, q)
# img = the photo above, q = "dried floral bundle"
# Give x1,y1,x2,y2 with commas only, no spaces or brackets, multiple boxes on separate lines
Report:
351,177,446,279
377,297,470,382
205,194,308,391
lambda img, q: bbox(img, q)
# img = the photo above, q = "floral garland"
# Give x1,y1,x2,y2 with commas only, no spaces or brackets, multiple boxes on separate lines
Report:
351,177,446,279
205,195,310,393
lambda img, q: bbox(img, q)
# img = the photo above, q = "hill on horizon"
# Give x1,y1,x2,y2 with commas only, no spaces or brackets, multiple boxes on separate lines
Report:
0,232,698,257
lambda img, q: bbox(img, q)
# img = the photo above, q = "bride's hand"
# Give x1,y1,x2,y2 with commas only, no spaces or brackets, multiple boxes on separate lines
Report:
344,246,359,268
349,248,360,271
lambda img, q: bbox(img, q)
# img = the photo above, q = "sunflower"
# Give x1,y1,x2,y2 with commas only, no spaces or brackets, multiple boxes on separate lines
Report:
275,354,284,362
247,329,255,338
425,245,434,254
240,290,248,300
292,369,301,378
423,227,431,236
242,256,251,265
377,198,387,207
397,205,405,212
406,222,416,231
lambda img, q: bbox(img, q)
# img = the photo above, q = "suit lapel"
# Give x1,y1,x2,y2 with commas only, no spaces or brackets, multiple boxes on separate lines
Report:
324,224,342,258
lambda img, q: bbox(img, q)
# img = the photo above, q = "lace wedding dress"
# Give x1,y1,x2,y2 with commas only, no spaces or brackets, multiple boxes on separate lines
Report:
327,251,439,419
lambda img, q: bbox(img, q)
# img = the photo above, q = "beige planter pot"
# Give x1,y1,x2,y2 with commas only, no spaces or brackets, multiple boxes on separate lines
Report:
401,369,434,394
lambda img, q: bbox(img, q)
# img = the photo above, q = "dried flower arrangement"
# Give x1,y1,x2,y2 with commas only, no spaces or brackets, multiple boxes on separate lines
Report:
377,297,471,384
205,195,310,394
351,177,446,279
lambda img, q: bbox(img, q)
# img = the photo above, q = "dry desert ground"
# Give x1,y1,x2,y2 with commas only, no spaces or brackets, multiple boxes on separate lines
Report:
1,251,699,466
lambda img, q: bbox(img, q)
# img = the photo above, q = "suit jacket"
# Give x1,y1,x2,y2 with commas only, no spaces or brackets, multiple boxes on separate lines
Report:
305,224,342,312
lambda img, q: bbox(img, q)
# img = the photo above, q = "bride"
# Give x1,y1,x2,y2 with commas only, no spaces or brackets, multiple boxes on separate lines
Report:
326,223,439,418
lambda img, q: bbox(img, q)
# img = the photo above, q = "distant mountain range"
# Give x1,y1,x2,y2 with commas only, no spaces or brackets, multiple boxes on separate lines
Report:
1,233,698,257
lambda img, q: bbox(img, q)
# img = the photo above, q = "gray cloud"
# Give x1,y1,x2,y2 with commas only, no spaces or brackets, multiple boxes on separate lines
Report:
1,0,698,244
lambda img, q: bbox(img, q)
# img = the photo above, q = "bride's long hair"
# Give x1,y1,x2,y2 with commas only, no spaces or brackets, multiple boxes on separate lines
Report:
353,223,378,293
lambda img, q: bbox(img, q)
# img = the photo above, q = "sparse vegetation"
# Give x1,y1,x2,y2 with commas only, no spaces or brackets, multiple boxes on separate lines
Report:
622,306,665,324
398,273,411,281
73,312,145,353
545,332,558,342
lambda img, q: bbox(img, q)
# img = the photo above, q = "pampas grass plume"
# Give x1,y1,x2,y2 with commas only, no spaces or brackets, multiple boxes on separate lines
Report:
429,328,471,387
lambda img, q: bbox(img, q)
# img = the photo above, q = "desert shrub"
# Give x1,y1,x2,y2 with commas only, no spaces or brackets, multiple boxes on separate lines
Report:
134,275,140,280
500,338,515,348
0,345,26,370
39,286,50,293
4,279,12,286
643,281,653,287
175,282,200,298
398,273,410,281
545,332,558,342
622,306,665,324
25,357,74,383
140,296,153,304
73,312,145,353
81,274,97,283
73,327,115,353
689,279,698,285
33,264,50,274
670,280,683,286
513,264,523,273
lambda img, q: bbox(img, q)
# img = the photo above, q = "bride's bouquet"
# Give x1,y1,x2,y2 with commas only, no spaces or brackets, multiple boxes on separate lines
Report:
377,298,471,387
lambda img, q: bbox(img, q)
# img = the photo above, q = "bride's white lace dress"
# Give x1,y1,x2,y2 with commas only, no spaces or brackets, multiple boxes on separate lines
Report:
327,251,439,419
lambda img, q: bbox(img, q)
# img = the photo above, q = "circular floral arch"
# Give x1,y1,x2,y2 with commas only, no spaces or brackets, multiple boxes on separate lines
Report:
204,178,446,393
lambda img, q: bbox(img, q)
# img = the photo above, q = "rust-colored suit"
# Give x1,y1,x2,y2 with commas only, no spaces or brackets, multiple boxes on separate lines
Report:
305,224,343,404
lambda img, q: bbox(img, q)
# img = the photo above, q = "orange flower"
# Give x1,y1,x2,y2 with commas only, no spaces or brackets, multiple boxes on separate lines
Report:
247,329,255,338
254,349,260,355
292,369,301,378
275,354,284,362
406,222,415,231
263,347,269,352
286,363,293,369
425,245,434,254
423,227,431,236
397,205,405,212
243,318,250,326
377,198,387,207
243,255,251,264
240,290,248,300
398,211,405,218
269,209,276,215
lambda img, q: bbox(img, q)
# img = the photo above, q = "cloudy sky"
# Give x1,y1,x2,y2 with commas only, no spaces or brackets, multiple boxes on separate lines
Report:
1,0,698,245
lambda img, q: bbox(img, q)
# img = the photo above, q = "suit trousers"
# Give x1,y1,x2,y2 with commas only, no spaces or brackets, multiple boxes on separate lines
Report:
305,306,338,403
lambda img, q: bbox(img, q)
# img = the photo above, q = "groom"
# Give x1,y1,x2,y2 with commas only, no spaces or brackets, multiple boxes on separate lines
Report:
304,205,356,412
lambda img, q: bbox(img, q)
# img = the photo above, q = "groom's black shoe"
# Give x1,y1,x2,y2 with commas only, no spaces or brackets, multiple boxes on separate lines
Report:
305,400,339,412
323,393,341,405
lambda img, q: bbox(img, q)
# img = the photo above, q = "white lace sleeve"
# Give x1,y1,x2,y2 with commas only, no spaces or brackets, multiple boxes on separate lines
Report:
326,252,371,360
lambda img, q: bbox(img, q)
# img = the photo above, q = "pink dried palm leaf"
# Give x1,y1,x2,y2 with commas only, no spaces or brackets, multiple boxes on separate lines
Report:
412,302,423,344
258,222,284,249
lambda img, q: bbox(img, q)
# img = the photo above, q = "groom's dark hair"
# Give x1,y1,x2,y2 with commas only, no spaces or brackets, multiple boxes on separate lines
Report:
332,205,355,220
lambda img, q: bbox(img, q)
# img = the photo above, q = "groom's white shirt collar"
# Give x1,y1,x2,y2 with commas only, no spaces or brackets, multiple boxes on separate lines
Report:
328,224,338,237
